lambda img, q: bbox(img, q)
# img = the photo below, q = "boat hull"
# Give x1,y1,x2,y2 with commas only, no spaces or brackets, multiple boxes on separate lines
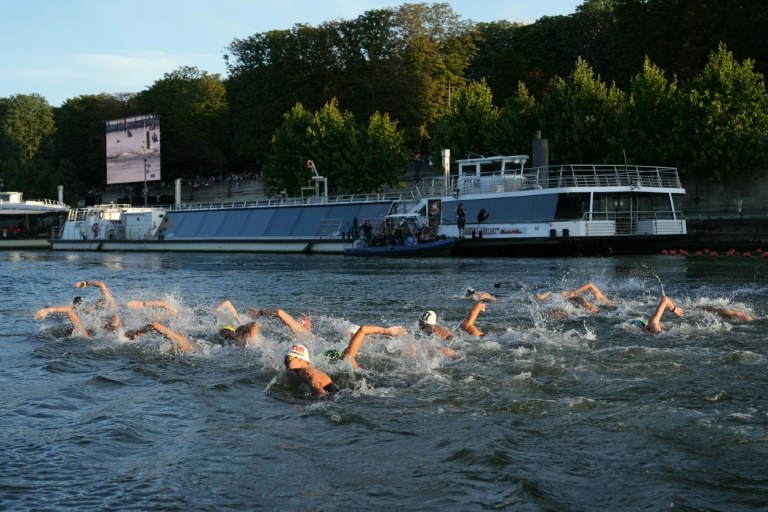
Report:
50,238,349,254
343,238,457,257
451,233,696,256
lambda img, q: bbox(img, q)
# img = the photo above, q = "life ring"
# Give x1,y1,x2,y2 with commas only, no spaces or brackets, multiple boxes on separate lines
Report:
92,224,100,237
99,210,105,219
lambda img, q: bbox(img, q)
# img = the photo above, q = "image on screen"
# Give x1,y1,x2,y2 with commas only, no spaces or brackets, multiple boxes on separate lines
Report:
105,114,162,185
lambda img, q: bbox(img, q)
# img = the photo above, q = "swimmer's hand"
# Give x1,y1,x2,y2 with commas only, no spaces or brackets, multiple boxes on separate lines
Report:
387,326,407,336
75,281,88,288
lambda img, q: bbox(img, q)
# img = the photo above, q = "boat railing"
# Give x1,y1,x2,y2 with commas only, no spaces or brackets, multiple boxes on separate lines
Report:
585,210,685,221
67,204,135,221
168,191,413,211
6,198,69,208
583,210,686,235
319,218,352,239
421,164,683,197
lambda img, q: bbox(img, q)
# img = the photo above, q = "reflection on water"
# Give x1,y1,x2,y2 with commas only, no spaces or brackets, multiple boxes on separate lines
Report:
3,251,768,509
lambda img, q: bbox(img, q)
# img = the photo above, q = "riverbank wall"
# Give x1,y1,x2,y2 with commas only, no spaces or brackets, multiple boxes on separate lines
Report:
685,215,768,251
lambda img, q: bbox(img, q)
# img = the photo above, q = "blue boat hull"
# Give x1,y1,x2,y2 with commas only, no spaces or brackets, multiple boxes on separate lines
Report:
343,237,457,257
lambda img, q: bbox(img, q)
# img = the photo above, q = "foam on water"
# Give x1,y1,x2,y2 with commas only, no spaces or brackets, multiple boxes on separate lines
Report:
7,252,768,509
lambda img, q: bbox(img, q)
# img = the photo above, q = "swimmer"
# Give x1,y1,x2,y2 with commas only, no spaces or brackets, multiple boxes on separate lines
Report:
213,300,261,345
465,288,497,302
36,293,120,336
35,305,90,337
417,310,462,360
339,325,408,369
695,305,753,322
126,299,180,318
124,322,193,353
537,282,612,313
217,322,260,346
418,301,486,339
247,308,313,336
284,344,338,397
642,296,685,334
460,301,487,336
214,300,244,325
75,281,118,309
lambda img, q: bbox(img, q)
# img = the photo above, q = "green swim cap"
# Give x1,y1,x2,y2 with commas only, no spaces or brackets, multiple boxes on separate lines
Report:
629,319,647,328
323,349,343,364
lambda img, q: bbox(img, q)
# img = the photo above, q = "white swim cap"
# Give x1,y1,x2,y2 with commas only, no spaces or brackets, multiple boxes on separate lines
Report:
286,344,310,363
421,310,437,325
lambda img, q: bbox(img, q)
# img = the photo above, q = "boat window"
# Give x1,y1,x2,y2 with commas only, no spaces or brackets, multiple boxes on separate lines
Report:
554,193,589,220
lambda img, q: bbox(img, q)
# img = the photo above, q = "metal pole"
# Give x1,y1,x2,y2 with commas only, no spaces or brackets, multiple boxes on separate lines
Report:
143,158,148,207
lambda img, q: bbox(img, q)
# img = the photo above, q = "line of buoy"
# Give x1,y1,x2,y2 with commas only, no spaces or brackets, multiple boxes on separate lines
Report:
661,248,766,257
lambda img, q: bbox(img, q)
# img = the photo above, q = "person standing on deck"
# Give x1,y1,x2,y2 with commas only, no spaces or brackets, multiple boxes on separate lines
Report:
456,203,467,238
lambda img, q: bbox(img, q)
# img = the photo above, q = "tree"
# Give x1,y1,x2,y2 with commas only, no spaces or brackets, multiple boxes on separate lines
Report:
54,93,139,191
612,56,678,165
226,3,477,161
537,57,625,163
357,111,410,192
139,66,230,181
264,99,409,196
262,103,315,196
488,82,538,156
676,43,768,181
466,21,526,105
306,98,360,195
431,79,499,166
0,94,55,196
0,94,55,163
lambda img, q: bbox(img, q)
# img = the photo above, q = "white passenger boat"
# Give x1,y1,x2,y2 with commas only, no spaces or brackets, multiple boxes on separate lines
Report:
49,154,689,255
0,191,69,249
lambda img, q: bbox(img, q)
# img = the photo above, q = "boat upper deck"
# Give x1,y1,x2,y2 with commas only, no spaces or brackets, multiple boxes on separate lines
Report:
412,161,684,199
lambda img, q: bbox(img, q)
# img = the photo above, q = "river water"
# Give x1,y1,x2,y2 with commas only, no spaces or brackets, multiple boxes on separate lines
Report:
3,250,768,510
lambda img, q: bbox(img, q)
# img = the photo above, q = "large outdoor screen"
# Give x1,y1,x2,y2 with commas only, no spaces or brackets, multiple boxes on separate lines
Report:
105,114,161,185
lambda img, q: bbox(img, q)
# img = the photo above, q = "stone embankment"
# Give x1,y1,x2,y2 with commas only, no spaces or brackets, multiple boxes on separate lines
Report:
685,215,768,252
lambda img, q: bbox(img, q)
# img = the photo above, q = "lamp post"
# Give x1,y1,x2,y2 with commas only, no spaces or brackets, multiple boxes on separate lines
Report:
143,158,150,207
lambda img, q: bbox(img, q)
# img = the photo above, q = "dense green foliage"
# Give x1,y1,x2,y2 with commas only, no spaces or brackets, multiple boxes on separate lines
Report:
1,0,766,202
264,99,409,196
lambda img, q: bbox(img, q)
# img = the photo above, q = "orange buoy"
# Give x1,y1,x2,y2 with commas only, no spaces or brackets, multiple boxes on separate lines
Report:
661,250,668,255
704,249,710,254
763,252,768,258
695,251,702,256
711,252,718,257
670,250,677,256
744,251,751,257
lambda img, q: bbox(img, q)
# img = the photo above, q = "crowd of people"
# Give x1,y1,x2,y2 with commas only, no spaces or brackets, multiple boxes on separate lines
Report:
35,280,754,399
